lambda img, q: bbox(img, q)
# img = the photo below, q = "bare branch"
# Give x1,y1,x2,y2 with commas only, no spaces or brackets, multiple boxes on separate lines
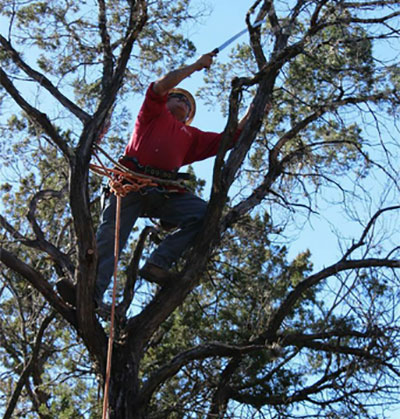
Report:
0,35,90,124
342,206,400,259
1,208,74,279
0,68,72,158
3,311,55,419
346,11,400,25
267,258,400,334
222,88,395,230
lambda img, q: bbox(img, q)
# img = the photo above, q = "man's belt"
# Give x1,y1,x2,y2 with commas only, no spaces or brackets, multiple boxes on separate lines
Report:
119,156,192,181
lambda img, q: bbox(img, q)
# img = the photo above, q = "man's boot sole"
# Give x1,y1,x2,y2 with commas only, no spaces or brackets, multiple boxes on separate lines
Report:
139,264,178,287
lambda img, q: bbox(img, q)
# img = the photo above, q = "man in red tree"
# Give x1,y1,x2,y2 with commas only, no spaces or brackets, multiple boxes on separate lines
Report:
57,52,252,308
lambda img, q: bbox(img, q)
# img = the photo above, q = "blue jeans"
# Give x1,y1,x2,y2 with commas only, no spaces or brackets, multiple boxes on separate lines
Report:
94,188,207,302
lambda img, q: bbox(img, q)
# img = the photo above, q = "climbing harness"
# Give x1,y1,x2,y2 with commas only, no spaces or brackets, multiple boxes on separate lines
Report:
92,144,190,193
119,155,192,182
90,143,190,419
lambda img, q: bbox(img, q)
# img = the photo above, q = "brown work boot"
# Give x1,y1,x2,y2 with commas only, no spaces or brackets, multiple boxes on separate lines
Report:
56,277,76,306
139,263,172,287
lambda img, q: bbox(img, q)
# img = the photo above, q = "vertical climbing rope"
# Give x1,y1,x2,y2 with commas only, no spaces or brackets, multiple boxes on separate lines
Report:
90,145,185,418
91,151,158,419
102,193,121,419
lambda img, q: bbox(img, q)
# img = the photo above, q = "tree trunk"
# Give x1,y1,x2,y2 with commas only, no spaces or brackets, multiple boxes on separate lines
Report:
107,345,146,419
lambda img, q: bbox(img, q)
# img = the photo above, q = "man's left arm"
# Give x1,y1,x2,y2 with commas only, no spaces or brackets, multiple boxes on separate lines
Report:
183,103,269,164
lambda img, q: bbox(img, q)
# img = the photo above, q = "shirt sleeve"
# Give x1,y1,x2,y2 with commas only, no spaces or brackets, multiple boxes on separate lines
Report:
136,82,168,125
183,127,242,165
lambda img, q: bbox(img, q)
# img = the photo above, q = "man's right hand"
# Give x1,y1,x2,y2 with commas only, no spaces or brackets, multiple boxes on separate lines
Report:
194,52,216,71
153,51,217,96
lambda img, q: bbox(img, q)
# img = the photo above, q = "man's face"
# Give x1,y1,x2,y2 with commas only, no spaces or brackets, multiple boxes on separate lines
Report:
167,93,191,122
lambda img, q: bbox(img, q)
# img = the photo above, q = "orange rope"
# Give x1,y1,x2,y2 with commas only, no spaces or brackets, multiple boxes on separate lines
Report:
90,163,158,195
102,193,121,419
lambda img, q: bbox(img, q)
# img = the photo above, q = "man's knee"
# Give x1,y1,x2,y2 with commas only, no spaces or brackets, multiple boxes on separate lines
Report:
188,198,208,224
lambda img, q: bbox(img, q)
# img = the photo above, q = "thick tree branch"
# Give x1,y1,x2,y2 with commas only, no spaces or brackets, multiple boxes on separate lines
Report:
212,79,242,195
275,327,387,364
246,1,268,68
310,0,330,28
208,357,242,419
0,247,77,326
288,338,382,359
140,324,386,409
98,0,114,90
138,342,264,406
70,0,148,371
119,226,154,316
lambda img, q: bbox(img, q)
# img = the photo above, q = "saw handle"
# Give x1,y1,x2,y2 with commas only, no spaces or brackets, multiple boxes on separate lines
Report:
203,49,219,72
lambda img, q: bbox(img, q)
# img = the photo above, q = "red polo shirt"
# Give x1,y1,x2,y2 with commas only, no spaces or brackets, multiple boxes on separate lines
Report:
124,83,239,171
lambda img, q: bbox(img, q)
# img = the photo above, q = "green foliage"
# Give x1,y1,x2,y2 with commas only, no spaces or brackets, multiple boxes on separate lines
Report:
0,272,101,417
141,214,314,415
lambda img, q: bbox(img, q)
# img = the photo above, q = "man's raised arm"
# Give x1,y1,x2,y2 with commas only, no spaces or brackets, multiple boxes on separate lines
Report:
152,52,216,96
